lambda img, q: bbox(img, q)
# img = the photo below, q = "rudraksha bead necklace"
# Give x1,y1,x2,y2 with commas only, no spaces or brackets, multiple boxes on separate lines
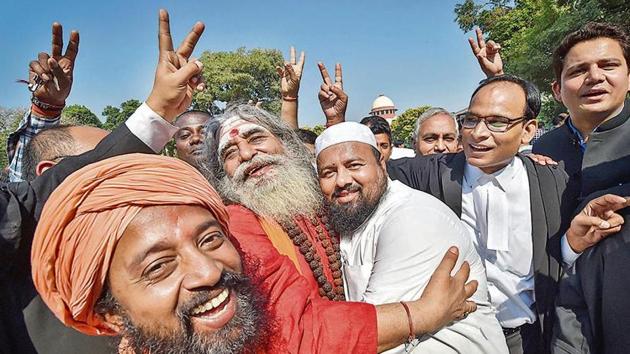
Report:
281,213,345,301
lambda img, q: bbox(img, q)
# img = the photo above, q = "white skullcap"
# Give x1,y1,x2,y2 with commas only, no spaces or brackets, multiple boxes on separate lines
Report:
315,122,378,157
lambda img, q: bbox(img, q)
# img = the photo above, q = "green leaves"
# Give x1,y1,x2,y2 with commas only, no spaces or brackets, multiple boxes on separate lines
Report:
453,0,630,127
193,47,284,114
391,105,431,146
102,99,142,131
61,105,101,128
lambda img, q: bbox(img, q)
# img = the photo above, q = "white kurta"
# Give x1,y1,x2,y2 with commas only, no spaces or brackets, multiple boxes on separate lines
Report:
341,179,508,354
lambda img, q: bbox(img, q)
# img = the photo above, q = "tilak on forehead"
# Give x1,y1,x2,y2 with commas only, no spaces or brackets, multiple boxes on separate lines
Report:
218,116,271,154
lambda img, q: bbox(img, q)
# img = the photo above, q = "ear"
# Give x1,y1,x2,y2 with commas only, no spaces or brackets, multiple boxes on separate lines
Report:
551,81,563,103
521,119,538,145
378,150,387,170
101,312,125,334
36,160,57,177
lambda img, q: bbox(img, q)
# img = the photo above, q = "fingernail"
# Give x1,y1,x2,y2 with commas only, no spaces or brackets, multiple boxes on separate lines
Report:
41,74,50,81
195,60,203,69
449,246,458,255
600,221,611,229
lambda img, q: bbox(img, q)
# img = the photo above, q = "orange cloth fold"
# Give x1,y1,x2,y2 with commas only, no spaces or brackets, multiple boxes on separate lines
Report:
257,217,302,275
31,154,229,336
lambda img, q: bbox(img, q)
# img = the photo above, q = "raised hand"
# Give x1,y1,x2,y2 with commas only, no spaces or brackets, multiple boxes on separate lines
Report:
146,9,205,122
277,46,305,100
566,194,630,253
27,23,79,107
410,247,478,334
318,62,347,126
468,27,504,78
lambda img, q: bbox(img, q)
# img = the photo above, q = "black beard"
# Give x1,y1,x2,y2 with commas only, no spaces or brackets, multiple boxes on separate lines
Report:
325,182,385,235
118,271,271,354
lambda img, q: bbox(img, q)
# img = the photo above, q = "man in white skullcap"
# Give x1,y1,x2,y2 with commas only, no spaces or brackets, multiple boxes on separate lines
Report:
315,122,508,354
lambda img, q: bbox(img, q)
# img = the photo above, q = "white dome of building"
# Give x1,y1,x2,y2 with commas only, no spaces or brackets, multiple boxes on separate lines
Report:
369,94,398,123
371,95,395,111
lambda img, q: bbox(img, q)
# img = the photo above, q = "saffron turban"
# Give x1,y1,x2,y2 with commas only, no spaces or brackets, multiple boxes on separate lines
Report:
31,154,230,336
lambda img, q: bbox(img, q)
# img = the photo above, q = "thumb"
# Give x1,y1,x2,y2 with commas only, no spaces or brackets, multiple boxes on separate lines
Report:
579,215,611,230
434,247,459,277
329,85,347,100
173,60,203,85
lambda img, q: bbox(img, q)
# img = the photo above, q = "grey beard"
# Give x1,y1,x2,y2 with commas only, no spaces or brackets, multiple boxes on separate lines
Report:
118,272,270,354
217,154,323,223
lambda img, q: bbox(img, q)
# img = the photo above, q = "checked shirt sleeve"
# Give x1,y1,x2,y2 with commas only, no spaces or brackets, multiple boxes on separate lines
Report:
7,109,61,182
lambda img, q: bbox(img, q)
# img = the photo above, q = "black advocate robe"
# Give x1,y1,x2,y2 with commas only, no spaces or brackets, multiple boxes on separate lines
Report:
0,123,154,354
387,151,575,352
552,183,630,354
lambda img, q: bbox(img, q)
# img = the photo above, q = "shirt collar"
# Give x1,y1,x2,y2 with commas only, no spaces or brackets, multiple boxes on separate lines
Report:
566,117,587,153
596,99,630,132
464,157,521,192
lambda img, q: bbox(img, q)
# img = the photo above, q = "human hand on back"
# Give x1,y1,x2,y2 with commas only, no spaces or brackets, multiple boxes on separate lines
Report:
408,247,478,334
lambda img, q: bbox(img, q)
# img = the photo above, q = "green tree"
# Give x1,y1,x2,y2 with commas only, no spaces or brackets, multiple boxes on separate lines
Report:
454,0,630,126
301,124,326,136
0,106,28,169
391,106,431,146
193,47,284,114
61,104,101,127
102,99,142,131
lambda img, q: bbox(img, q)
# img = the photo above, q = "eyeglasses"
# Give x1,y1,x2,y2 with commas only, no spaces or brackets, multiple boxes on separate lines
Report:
461,113,527,133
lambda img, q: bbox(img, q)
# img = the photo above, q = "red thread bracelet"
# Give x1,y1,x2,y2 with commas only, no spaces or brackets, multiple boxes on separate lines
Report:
400,301,415,344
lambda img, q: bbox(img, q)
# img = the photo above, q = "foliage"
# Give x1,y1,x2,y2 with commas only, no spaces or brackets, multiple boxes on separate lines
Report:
390,106,431,145
301,124,326,136
102,99,142,131
193,47,284,115
61,104,101,127
453,0,630,126
0,106,28,169
161,139,177,158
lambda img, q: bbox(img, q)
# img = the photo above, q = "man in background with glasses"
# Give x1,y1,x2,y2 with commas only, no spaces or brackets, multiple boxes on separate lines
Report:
387,74,623,354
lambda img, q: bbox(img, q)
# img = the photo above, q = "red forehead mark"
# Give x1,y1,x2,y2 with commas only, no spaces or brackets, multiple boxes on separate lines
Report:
229,128,239,137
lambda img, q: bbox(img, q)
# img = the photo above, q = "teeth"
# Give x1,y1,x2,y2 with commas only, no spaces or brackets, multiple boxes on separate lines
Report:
191,289,229,315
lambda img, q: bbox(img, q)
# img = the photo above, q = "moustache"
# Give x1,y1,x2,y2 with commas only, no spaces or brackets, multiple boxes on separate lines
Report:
332,183,362,199
232,154,283,184
177,271,247,320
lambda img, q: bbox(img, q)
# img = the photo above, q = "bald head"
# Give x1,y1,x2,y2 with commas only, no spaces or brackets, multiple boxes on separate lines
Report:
23,125,109,181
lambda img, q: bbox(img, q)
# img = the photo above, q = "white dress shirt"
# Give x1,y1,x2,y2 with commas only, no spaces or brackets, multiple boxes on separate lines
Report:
341,179,508,354
390,147,416,160
125,102,179,152
462,158,538,328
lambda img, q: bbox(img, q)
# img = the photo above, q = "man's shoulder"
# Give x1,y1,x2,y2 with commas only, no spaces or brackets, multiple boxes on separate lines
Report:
532,125,573,155
385,181,460,222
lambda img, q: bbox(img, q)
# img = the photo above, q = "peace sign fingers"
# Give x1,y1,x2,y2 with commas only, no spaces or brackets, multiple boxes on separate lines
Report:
158,9,175,55
64,30,80,64
334,63,343,88
318,62,333,86
176,21,205,60
51,23,63,59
